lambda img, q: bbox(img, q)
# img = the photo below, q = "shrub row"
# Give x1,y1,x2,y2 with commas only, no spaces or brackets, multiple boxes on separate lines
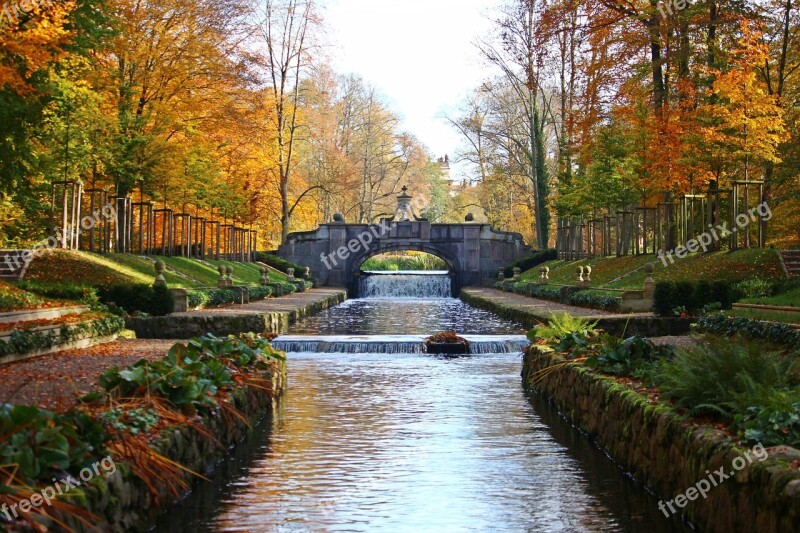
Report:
569,291,622,312
255,252,308,276
0,315,126,357
696,312,800,348
186,288,240,310
501,248,557,279
497,281,620,312
15,281,100,304
98,284,175,316
653,280,737,316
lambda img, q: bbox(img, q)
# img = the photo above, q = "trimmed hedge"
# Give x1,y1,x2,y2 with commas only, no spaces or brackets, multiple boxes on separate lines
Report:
654,280,738,316
98,284,174,316
15,281,100,304
248,286,273,301
569,291,622,312
696,312,800,348
186,288,239,309
255,252,308,276
502,248,557,279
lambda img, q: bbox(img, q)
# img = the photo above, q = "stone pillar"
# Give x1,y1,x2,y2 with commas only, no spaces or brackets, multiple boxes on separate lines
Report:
225,266,233,286
512,267,521,281
259,267,268,286
498,268,505,281
287,267,295,281
217,266,227,288
583,266,592,288
643,262,656,298
153,259,167,288
576,266,584,285
540,266,550,284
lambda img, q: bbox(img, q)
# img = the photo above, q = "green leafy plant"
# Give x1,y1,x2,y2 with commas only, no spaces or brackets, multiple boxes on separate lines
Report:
656,337,800,418
529,313,599,357
0,405,108,482
587,335,674,378
99,408,160,435
696,312,800,348
98,284,174,316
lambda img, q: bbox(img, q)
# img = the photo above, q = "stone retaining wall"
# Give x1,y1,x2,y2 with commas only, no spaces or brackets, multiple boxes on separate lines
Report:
127,290,346,339
75,363,286,531
522,348,800,532
460,288,690,337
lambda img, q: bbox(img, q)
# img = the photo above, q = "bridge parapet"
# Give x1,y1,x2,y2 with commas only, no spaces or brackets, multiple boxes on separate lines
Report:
278,218,531,296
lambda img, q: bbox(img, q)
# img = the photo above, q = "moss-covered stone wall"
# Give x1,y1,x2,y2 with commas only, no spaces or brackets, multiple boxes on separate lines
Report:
523,348,800,532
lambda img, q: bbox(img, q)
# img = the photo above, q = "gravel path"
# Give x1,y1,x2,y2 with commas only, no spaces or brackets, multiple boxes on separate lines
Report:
462,287,654,318
173,288,346,316
0,339,178,412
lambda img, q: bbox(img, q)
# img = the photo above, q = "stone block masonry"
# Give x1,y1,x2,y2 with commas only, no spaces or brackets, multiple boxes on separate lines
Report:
127,288,346,339
522,348,800,532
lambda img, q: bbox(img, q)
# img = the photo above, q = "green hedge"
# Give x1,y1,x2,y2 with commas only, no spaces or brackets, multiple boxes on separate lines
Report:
98,284,175,316
248,286,273,301
569,291,622,312
696,312,800,348
255,252,308,276
654,280,738,316
15,281,100,304
502,248,557,279
186,288,239,309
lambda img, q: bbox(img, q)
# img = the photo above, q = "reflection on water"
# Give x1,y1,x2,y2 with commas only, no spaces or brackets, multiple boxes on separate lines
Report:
290,298,524,335
155,297,688,532
157,353,687,532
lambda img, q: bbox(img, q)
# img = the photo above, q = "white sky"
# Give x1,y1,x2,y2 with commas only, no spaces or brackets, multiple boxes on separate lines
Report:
322,0,503,181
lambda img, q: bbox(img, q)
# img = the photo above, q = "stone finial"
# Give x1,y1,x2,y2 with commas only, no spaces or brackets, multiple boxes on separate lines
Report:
543,266,550,283
465,212,475,222
512,267,521,281
287,267,295,281
498,268,505,281
153,259,167,288
584,266,592,283
303,266,311,279
643,262,656,298
576,265,585,283
259,267,268,286
333,213,345,223
217,265,227,288
225,265,233,286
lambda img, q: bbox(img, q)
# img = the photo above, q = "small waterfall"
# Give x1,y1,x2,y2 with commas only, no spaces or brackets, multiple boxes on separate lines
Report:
271,335,530,354
359,271,451,298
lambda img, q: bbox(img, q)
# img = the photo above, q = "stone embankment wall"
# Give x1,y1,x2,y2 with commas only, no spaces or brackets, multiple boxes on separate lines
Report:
76,364,286,532
127,289,346,338
523,348,800,532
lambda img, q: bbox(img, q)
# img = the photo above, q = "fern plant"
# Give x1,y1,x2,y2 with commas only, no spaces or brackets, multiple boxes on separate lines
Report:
528,313,599,357
656,337,800,418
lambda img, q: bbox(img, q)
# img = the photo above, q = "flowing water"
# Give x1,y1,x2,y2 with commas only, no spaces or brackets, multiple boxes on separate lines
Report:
157,273,689,532
359,270,452,298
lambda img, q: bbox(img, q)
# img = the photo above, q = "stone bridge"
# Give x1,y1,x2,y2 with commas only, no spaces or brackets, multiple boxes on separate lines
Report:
278,217,531,297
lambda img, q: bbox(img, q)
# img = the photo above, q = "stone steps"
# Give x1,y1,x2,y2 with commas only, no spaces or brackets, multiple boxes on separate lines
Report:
0,306,124,364
780,250,800,278
0,250,30,280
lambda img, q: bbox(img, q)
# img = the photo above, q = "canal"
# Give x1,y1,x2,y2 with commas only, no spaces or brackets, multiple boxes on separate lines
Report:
156,273,689,532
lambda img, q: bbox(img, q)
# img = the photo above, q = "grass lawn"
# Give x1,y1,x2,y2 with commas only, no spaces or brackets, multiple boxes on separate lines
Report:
741,284,800,307
24,251,284,290
522,249,786,290
728,307,800,325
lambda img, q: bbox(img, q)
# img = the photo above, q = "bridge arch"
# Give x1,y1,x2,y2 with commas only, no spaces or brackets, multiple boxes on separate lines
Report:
277,218,531,297
349,243,463,297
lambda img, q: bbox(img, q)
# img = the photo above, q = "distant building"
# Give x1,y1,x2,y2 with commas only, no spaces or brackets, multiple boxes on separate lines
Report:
436,155,466,197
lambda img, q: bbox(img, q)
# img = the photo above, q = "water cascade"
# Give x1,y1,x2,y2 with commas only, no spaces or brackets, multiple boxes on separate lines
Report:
271,334,530,354
359,270,451,298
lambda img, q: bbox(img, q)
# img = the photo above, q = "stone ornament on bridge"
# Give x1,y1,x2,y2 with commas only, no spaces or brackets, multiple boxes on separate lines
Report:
393,186,419,222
